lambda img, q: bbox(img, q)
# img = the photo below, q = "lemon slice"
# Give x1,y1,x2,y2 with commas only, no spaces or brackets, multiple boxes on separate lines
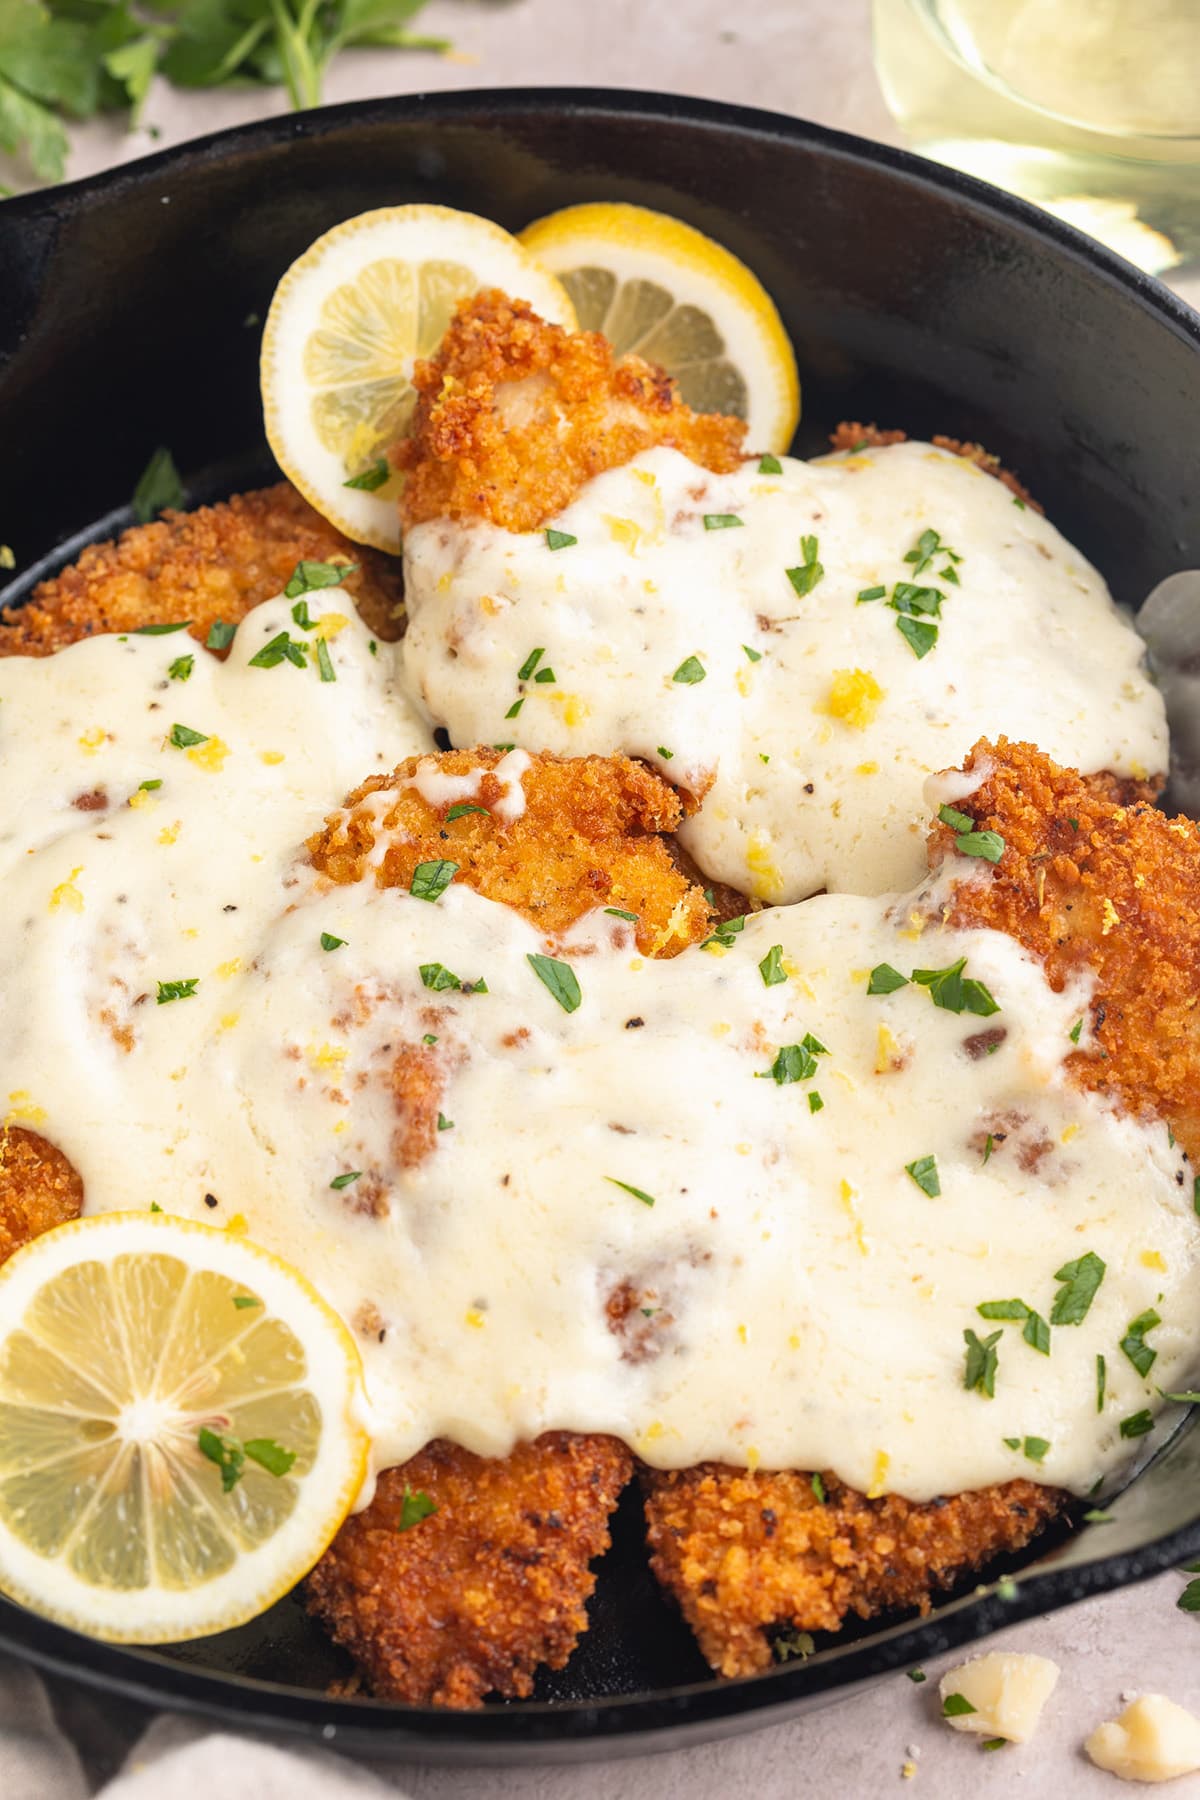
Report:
0,1213,368,1643
261,205,578,554
519,201,799,453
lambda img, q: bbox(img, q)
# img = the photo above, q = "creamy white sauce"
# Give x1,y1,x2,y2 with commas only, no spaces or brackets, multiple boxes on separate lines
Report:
401,442,1167,902
0,618,1194,1502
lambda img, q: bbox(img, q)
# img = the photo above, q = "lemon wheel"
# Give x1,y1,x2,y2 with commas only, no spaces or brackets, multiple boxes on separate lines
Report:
519,201,799,452
261,205,577,554
0,1213,368,1643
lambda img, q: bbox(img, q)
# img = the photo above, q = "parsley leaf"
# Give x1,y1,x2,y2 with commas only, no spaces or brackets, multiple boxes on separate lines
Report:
167,653,194,682
343,457,390,491
132,447,185,523
206,620,237,651
409,859,457,902
867,962,908,995
757,454,782,474
527,952,581,1013
942,1693,977,1717
759,944,787,987
156,978,198,1004
445,802,489,822
605,1176,656,1208
672,654,707,684
320,932,346,951
398,1485,437,1531
545,528,577,550
244,1437,296,1477
1119,1307,1161,1378
249,630,307,670
198,1425,244,1492
283,559,357,599
1119,1409,1154,1438
330,1171,361,1190
904,1154,940,1197
963,1327,1001,1396
703,513,743,530
1050,1251,1105,1325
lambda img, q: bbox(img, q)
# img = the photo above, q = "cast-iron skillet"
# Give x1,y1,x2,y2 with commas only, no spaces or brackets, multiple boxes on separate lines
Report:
1,88,1199,1765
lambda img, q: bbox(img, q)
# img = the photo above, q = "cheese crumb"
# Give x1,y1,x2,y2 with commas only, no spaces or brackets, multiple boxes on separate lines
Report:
819,668,884,730
939,1652,1060,1743
1086,1694,1200,1782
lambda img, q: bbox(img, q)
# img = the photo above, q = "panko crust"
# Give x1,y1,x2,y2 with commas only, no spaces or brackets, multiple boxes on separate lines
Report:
0,484,403,657
395,290,747,533
642,1465,1063,1678
306,1434,634,1705
828,421,1042,512
0,1128,83,1267
932,737,1200,1162
308,747,712,956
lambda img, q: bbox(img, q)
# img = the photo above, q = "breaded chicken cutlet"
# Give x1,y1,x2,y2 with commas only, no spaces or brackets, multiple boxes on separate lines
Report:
0,482,403,658
643,737,1200,1679
394,290,747,533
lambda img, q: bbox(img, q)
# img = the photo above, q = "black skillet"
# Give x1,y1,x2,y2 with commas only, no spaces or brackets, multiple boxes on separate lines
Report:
1,88,1199,1764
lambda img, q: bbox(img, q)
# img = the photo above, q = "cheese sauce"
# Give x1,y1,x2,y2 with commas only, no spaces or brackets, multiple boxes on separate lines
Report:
0,615,1194,1502
401,442,1167,902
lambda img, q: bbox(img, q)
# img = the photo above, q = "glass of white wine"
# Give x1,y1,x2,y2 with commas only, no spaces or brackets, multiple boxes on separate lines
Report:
873,0,1200,277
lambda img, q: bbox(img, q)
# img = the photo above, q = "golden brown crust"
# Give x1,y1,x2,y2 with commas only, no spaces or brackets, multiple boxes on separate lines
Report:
642,1464,1063,1677
933,737,1199,1162
0,1128,83,1267
306,1434,633,1705
829,422,1042,512
0,484,403,657
395,291,747,533
308,747,712,957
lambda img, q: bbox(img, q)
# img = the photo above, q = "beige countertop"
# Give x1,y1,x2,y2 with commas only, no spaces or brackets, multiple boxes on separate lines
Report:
8,2,1200,1794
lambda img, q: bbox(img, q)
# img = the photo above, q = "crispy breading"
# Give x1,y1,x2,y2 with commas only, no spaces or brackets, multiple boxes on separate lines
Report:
395,290,747,533
306,1434,633,1705
0,1128,83,1267
0,484,403,657
933,737,1200,1163
642,1465,1063,1677
308,747,711,956
828,421,1041,511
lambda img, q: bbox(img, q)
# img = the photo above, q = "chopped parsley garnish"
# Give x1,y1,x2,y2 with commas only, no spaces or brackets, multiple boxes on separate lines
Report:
942,1693,977,1717
1097,1353,1106,1412
167,653,194,681
657,746,674,760
1023,1436,1051,1462
284,559,358,599
764,1042,819,1085
330,1171,362,1190
1069,1018,1083,1044
703,513,743,530
1083,1508,1113,1523
702,915,745,951
811,1472,826,1502
134,620,190,636
197,1426,243,1492
1178,1579,1200,1613
773,1630,815,1662
138,778,162,792
867,962,908,995
907,1669,927,1684
759,944,787,987
808,1091,824,1113
938,804,973,832
895,614,938,658
437,1113,453,1131
1119,1307,1161,1378
786,533,824,597
132,447,185,523
315,637,336,683
533,666,556,684
963,1327,1001,1397
905,1154,940,1198
419,962,488,994
981,1739,1008,1753
742,644,763,662
672,655,707,685
244,1437,296,1478
343,457,390,491
545,529,577,550
911,957,999,1017
904,527,960,578
398,1486,437,1531
291,599,315,629
1119,1409,1154,1438
1164,1391,1200,1404
205,620,237,651
156,979,199,1004
518,648,545,681
605,907,638,922
232,1295,260,1310
1050,1251,1106,1325
445,803,489,822
605,1176,656,1209
505,699,525,719
527,953,581,1013
422,1033,438,1046
410,859,458,903
954,829,1005,863
320,932,346,951
856,584,887,604
982,1134,995,1165
758,454,782,474
977,1297,1050,1355
249,630,307,670
168,723,208,749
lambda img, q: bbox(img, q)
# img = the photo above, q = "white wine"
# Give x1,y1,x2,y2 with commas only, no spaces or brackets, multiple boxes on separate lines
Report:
874,0,1200,275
